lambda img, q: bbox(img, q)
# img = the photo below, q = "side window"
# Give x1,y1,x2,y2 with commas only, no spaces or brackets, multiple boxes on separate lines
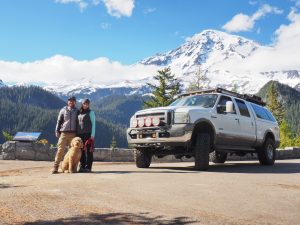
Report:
264,108,277,122
235,99,250,117
251,103,270,120
217,96,235,114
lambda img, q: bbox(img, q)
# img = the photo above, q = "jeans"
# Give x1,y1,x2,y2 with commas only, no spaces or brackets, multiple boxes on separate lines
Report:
79,133,93,170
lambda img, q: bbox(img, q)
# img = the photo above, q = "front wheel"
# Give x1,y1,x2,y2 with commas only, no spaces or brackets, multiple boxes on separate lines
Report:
194,133,210,171
257,138,276,165
134,149,152,168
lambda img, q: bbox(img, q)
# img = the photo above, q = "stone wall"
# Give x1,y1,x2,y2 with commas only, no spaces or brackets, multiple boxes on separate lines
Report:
0,141,55,161
0,141,134,162
0,141,300,162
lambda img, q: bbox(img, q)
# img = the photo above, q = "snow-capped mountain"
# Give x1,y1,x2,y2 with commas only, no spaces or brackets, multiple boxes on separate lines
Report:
44,78,152,100
141,29,260,72
140,29,300,93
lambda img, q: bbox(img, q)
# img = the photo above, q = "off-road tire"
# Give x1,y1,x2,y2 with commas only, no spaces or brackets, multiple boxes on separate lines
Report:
210,151,227,163
194,133,210,171
135,149,152,168
257,138,276,165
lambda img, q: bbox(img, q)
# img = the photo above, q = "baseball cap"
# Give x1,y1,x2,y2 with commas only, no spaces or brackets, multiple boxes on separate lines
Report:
82,98,90,104
68,96,76,101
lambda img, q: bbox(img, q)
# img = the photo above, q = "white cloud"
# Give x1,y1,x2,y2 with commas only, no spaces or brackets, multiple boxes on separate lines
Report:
222,4,283,33
217,8,300,72
0,55,159,85
55,0,88,12
102,0,135,18
55,0,135,17
143,7,156,14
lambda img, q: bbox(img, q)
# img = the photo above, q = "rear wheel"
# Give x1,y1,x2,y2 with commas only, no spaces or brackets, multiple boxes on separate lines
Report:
257,138,276,165
210,151,227,163
194,133,210,171
135,149,152,168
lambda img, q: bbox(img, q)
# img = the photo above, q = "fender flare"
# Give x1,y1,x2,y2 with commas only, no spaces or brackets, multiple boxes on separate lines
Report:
191,118,217,146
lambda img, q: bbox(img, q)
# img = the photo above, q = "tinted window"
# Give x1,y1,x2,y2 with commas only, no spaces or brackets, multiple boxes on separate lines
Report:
251,104,271,121
264,108,277,122
235,99,250,117
217,96,235,114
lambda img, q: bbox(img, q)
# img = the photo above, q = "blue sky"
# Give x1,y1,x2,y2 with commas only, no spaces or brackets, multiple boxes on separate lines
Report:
0,0,295,64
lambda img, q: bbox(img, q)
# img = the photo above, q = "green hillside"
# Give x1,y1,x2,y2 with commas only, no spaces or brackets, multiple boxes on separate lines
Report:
0,86,65,109
93,95,144,127
257,81,300,133
0,86,128,147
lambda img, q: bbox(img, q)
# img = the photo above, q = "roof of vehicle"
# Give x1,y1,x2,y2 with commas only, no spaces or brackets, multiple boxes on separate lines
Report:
179,87,266,106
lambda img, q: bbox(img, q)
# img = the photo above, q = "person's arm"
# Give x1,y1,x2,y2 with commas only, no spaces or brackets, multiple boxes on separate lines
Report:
55,108,64,137
90,111,96,138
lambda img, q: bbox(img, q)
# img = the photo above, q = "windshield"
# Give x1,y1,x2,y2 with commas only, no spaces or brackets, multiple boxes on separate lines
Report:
170,94,218,108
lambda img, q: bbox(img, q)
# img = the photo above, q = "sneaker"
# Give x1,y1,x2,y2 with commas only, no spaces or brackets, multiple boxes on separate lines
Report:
78,167,87,173
85,168,91,173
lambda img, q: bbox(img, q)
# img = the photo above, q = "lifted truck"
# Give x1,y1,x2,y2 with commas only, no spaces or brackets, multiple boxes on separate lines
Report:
127,88,280,170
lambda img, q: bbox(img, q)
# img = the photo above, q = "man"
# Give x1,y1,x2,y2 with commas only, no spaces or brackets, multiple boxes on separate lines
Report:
52,96,79,174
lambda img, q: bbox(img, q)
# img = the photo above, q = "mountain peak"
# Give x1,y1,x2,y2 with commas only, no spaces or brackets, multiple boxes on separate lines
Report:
185,29,257,45
140,29,260,70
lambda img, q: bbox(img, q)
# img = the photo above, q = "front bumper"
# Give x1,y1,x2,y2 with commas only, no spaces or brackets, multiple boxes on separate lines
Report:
127,124,193,147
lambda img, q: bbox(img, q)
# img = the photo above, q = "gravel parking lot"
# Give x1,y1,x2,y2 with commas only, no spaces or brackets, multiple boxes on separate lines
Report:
0,159,300,225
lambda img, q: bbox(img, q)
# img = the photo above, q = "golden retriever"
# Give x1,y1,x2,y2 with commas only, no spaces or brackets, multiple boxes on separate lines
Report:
61,137,83,173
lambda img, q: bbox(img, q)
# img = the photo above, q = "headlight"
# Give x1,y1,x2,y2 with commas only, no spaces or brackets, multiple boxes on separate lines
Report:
145,117,152,127
130,116,138,128
152,117,161,126
138,119,145,127
132,119,138,128
174,112,190,124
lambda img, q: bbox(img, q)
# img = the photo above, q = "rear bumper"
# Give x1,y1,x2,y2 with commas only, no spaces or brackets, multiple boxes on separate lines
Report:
127,124,193,147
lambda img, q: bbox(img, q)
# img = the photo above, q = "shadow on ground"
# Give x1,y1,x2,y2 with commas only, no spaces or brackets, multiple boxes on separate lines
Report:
150,161,300,174
23,212,197,225
90,170,195,174
0,183,25,189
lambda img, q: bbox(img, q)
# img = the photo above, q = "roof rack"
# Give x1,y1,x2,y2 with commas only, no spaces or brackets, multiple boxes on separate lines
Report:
179,87,266,106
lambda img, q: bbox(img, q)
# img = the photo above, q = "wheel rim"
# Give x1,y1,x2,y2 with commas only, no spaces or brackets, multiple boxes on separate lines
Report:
266,144,274,159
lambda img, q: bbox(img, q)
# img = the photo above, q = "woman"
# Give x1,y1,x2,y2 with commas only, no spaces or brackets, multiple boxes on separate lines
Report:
77,98,96,172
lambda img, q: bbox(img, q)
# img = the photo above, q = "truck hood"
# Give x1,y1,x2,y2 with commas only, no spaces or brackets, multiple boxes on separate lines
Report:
135,106,211,115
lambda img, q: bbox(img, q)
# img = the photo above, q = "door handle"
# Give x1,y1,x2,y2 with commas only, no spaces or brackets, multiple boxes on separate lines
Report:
211,115,217,118
235,118,239,123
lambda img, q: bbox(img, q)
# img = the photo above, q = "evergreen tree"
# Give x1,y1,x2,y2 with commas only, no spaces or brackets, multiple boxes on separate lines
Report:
144,67,182,108
2,131,13,141
110,135,117,149
267,82,285,125
279,120,294,148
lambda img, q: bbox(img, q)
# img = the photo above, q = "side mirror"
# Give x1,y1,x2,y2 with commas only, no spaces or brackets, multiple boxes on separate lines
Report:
226,101,234,114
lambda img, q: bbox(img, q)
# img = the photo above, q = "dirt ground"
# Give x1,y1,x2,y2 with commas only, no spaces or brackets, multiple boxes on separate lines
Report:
0,159,300,225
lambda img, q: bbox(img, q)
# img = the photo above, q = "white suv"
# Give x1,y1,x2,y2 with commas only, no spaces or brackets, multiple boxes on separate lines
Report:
127,88,280,170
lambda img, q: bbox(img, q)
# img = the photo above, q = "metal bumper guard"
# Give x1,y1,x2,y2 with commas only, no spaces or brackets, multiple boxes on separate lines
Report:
127,124,193,146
